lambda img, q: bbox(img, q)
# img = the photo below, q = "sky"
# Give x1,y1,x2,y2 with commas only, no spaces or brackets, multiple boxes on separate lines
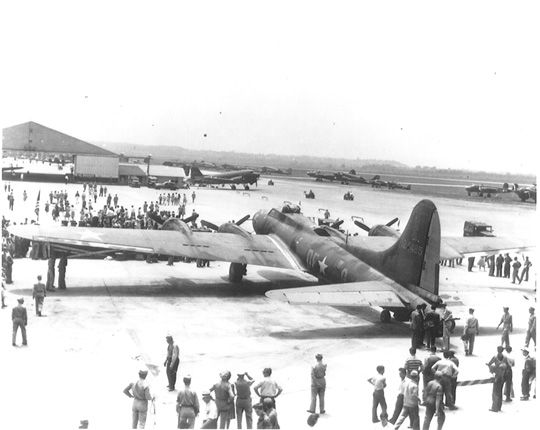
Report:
1,0,539,174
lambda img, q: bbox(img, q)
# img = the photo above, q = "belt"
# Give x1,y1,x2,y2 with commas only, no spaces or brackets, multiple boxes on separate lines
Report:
180,405,195,408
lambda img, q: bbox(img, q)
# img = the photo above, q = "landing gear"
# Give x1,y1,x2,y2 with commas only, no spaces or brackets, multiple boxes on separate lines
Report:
231,185,237,190
392,310,411,322
380,309,391,323
244,185,250,190
229,262,247,283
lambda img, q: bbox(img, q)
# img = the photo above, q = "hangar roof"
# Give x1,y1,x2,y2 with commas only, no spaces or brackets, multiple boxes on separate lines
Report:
2,121,117,157
119,163,147,177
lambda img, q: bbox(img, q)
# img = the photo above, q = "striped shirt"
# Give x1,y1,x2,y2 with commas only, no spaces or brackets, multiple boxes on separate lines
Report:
404,356,423,375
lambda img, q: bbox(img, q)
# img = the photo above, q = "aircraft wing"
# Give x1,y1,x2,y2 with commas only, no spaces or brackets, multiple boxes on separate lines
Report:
7,225,306,271
265,281,406,307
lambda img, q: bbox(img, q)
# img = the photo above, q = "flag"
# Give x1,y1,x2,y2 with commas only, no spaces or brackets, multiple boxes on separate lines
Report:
35,190,40,219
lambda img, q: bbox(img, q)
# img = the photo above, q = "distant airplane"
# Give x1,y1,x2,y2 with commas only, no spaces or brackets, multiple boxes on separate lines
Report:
334,170,368,184
465,183,511,197
259,166,292,175
2,166,23,172
8,200,532,325
185,166,260,189
306,170,336,182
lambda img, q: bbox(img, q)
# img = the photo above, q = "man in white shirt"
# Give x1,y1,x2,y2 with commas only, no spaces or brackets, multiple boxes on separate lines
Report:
201,391,218,429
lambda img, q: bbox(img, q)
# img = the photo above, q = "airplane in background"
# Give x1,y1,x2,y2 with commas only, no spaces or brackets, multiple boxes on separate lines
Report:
334,170,369,184
465,183,512,197
306,170,337,182
259,166,292,175
8,199,532,325
2,166,23,172
184,166,260,189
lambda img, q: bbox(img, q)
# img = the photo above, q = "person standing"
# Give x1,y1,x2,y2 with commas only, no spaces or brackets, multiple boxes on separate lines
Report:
503,346,515,402
32,275,46,317
389,368,408,425
394,370,420,430
486,346,508,412
525,307,536,347
440,304,453,352
46,256,56,291
164,335,180,391
58,254,68,289
235,372,254,429
520,347,536,401
422,371,445,430
462,308,479,356
511,257,522,284
368,365,388,424
191,191,196,204
432,351,458,410
253,368,283,409
210,371,235,429
422,347,441,403
12,297,28,346
503,253,512,278
308,353,326,415
447,351,459,405
123,370,154,429
497,307,513,348
5,251,13,284
519,257,532,283
488,255,496,277
496,254,504,277
410,305,423,349
176,375,200,429
424,305,440,349
201,391,219,429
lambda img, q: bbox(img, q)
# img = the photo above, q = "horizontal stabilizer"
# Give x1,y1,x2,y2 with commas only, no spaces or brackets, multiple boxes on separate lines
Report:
266,281,405,307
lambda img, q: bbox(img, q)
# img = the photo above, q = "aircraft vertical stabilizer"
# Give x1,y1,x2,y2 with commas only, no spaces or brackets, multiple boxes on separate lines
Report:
190,166,203,178
380,199,441,296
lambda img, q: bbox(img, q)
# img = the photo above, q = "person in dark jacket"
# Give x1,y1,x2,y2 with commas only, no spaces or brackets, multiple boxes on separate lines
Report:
12,297,27,346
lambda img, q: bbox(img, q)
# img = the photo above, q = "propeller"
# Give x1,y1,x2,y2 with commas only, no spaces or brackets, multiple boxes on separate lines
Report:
201,214,250,231
386,217,399,227
147,211,198,226
353,217,399,233
331,219,344,229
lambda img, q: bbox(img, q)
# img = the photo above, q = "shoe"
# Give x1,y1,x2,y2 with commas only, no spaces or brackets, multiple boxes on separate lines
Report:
320,411,326,414
489,409,499,412
12,343,17,347
448,406,458,410
505,398,512,402
306,410,315,413
168,388,175,392
372,419,380,423
520,397,529,401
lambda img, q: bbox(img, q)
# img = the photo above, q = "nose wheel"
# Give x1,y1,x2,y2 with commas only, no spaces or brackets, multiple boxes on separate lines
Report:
380,309,391,323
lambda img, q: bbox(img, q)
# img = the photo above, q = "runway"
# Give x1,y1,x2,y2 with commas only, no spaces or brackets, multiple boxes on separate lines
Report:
1,177,536,429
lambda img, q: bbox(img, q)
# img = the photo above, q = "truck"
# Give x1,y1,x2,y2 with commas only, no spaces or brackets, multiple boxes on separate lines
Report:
463,221,495,237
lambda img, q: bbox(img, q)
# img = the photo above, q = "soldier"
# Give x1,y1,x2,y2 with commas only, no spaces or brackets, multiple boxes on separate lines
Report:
424,305,440,349
235,372,254,429
503,346,515,402
520,347,536,401
525,307,536,347
176,375,200,429
495,254,504,277
440,304,453,352
497,307,513,348
308,353,326,415
519,256,532,283
164,335,180,391
511,257,522,284
123,370,154,429
4,251,13,284
32,275,46,316
462,308,479,356
58,254,68,289
488,255,496,277
12,297,28,346
503,253,512,278
486,346,508,412
410,304,423,349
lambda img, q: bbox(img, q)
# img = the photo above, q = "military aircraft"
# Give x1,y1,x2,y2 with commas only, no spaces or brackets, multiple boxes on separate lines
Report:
306,170,337,182
465,183,512,197
334,170,368,185
2,166,23,172
185,166,260,189
8,199,531,324
259,166,292,175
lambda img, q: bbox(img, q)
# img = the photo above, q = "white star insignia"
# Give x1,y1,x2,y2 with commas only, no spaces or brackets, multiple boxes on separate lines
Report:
318,256,328,275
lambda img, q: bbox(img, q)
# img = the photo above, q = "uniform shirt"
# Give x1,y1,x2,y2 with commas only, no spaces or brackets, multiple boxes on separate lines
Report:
235,378,254,399
496,255,504,266
500,313,513,331
254,377,282,397
177,388,200,414
33,282,46,298
432,358,458,377
127,380,152,401
512,261,522,271
404,356,423,375
311,362,327,388
528,314,536,334
368,374,386,391
424,380,443,406
203,399,218,420
12,304,27,324
487,355,508,380
465,316,479,334
167,343,180,363
402,378,420,407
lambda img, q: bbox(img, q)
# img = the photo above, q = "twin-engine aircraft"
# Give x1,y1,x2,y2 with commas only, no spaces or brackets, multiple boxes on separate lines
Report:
185,166,260,189
8,200,531,323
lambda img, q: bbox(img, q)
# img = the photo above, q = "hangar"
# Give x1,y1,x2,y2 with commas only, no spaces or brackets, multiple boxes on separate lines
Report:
2,121,119,180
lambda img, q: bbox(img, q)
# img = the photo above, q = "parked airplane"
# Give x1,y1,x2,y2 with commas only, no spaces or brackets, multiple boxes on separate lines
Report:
465,183,511,197
185,166,260,189
8,200,531,324
335,170,368,184
306,170,337,182
259,166,292,175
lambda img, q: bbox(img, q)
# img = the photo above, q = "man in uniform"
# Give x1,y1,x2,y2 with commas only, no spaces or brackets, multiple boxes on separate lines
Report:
410,305,423,349
123,369,154,429
46,255,56,291
4,251,13,284
253,368,283,409
308,353,327,415
424,305,440,349
235,372,254,429
12,297,27,346
525,307,536,347
520,256,532,283
58,254,68,289
503,253,512,278
32,275,46,316
497,307,513,348
511,257,522,284
422,371,445,430
520,347,536,401
495,254,504,277
440,304,453,352
488,254,496,277
486,346,508,412
176,375,200,429
164,335,180,391
503,346,515,402
462,308,479,356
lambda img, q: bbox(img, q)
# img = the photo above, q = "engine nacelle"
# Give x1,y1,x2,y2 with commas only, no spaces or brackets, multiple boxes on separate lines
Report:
162,218,192,235
217,223,251,239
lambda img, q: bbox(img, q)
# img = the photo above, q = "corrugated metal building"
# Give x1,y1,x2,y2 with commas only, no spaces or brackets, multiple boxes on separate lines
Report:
118,163,147,184
2,121,119,179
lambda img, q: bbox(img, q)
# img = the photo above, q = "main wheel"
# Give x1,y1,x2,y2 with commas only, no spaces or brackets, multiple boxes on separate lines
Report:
393,310,411,322
229,262,246,283
244,185,250,190
380,309,391,323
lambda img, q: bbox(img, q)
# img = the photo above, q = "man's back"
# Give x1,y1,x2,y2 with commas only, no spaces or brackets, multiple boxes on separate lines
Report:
424,380,442,405
33,282,46,297
402,379,419,407
312,362,327,386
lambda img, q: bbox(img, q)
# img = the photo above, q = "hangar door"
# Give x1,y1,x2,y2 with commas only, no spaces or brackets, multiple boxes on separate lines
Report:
75,155,119,178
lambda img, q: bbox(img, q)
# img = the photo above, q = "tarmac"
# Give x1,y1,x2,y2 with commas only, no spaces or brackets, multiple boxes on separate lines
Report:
1,177,537,429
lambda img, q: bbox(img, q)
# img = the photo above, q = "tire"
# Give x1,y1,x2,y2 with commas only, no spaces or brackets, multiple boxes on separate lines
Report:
229,263,246,283
380,309,391,323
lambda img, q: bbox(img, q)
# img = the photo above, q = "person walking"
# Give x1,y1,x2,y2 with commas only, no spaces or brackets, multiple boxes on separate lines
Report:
210,371,235,429
253,368,283,409
462,308,479,356
496,254,504,277
519,257,532,283
511,257,522,284
422,371,445,430
486,346,508,412
389,368,408,426
432,351,458,410
123,370,154,429
394,370,420,430
201,391,219,429
32,275,46,316
525,307,536,347
176,375,200,429
308,353,326,414
235,372,254,429
520,347,536,401
12,297,28,346
367,365,388,424
497,307,513,348
422,346,441,403
164,335,180,391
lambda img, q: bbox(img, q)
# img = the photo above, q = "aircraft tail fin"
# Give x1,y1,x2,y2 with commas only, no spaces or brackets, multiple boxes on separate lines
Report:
371,175,380,181
190,166,203,178
183,166,190,177
379,199,440,297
